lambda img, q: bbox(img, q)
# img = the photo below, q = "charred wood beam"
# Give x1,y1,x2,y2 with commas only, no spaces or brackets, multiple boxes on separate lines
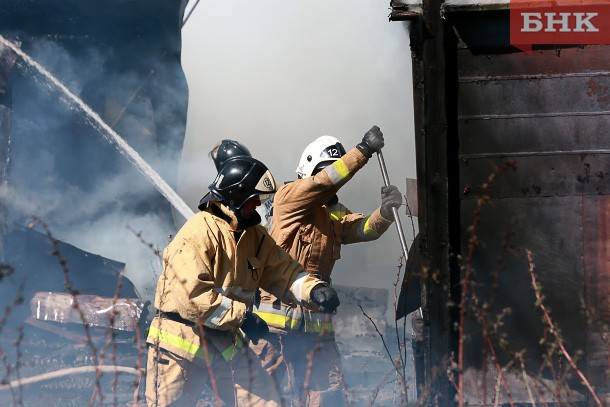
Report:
391,9,422,21
409,0,459,403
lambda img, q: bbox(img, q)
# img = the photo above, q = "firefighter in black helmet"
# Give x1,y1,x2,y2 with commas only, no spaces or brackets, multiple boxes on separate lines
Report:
207,139,275,229
198,155,276,226
209,139,252,171
146,155,340,407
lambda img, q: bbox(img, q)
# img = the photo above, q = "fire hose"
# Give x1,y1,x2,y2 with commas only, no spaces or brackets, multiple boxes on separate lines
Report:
0,365,144,391
377,151,410,263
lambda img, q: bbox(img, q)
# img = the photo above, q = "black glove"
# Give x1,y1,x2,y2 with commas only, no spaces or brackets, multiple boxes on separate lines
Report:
380,185,403,220
356,125,384,159
311,284,340,314
241,311,268,344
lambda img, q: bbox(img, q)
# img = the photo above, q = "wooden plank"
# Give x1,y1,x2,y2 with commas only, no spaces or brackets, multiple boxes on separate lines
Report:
458,75,610,117
412,0,457,401
459,115,610,156
582,196,610,396
458,44,610,79
459,154,610,199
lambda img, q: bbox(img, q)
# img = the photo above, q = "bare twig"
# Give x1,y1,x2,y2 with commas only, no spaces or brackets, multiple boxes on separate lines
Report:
458,161,515,407
301,334,323,407
516,353,537,407
13,326,24,407
133,311,145,405
29,217,105,406
358,304,406,386
93,272,125,407
526,250,602,407
492,358,514,407
0,270,24,405
392,254,407,383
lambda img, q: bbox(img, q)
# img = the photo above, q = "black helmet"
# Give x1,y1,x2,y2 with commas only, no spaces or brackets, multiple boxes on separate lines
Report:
205,156,277,211
209,139,252,171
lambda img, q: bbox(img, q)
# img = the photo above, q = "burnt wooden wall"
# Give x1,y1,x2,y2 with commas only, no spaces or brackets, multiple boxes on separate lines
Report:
457,43,610,402
397,3,610,404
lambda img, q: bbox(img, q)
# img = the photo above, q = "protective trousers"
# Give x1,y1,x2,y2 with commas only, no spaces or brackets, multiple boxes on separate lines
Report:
146,344,282,407
250,332,346,407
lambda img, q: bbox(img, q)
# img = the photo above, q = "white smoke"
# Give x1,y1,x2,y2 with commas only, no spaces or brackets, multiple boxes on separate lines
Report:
4,1,417,316
179,0,417,320
5,36,186,301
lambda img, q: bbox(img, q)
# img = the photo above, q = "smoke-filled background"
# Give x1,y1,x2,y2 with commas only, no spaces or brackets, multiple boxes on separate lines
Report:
1,1,188,305
0,1,417,403
178,1,416,320
1,1,416,323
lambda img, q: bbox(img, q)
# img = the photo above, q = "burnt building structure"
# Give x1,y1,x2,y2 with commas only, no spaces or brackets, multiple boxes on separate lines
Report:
0,2,189,404
0,1,189,290
393,0,610,405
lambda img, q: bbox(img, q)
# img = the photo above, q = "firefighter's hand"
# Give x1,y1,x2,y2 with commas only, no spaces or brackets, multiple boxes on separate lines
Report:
241,311,269,345
311,284,340,314
357,125,384,158
380,185,402,220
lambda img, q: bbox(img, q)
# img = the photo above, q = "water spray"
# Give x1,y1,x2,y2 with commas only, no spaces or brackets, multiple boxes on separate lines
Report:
0,35,195,221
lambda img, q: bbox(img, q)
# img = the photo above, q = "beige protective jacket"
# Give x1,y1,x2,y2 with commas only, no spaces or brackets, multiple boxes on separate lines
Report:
255,147,393,333
147,202,324,364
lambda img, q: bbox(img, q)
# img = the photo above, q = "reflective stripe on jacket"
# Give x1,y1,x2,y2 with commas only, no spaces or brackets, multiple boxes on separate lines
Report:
270,147,392,278
147,320,244,363
147,202,327,362
258,148,393,334
253,301,333,333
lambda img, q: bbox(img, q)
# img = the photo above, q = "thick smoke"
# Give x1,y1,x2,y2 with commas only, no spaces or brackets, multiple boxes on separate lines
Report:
5,36,187,301
179,0,417,319
4,1,417,316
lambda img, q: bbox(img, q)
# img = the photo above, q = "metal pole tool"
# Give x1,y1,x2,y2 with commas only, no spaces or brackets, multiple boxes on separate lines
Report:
377,151,409,262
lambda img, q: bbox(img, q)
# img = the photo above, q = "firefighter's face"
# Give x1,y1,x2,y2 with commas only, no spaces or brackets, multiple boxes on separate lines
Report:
240,196,261,219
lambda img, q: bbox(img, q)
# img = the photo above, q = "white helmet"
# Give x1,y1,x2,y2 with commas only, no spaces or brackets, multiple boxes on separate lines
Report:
296,135,347,178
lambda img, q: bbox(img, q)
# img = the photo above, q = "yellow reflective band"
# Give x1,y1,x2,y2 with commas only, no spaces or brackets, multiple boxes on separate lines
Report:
329,209,346,221
332,159,349,180
148,326,210,362
148,327,243,362
326,159,353,185
221,335,243,361
254,311,302,330
303,322,334,333
362,216,379,238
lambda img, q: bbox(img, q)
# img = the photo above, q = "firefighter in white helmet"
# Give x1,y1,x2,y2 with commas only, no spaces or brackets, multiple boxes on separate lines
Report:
251,125,403,406
145,155,340,407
